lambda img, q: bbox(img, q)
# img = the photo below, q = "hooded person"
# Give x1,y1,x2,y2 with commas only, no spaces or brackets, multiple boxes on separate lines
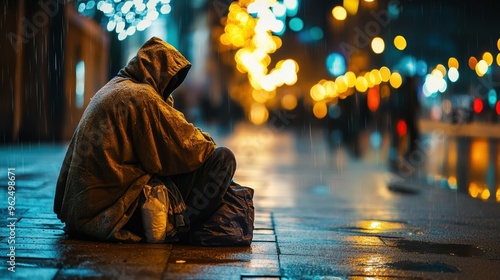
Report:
54,37,236,243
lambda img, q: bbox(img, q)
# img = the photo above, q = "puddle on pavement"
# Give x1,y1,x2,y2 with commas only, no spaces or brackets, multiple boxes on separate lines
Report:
334,220,423,235
386,260,460,273
380,238,485,257
168,258,247,264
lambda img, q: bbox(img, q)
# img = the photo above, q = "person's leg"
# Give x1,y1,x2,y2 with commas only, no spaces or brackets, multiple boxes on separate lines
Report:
169,147,236,227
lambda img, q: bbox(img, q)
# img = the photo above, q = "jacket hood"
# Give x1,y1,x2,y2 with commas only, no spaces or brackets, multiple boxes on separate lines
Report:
118,37,191,100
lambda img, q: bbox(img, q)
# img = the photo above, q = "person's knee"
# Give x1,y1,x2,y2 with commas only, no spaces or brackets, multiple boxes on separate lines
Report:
213,146,236,169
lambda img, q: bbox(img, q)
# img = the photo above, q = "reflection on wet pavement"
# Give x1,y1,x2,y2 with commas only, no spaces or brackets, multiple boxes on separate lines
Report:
386,260,460,273
380,238,485,257
425,136,500,202
1,123,500,279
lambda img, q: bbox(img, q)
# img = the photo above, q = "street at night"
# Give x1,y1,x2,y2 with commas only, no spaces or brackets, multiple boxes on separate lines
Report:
1,0,500,279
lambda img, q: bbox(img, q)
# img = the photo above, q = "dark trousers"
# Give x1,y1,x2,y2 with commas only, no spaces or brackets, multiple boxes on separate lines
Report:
169,147,236,227
124,147,236,237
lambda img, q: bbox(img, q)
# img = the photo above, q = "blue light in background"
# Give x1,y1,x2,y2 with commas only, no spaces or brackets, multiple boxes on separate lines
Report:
326,52,346,76
416,60,428,76
284,0,299,17
309,27,323,40
488,89,497,108
289,17,303,32
370,131,383,149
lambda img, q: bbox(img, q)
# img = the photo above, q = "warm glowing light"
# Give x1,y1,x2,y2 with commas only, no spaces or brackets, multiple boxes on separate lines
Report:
435,64,446,77
497,188,500,202
371,37,385,54
469,183,480,198
447,176,457,189
483,52,494,66
370,69,382,85
313,101,328,119
252,89,273,103
481,189,490,200
281,94,297,110
310,84,326,101
324,80,338,98
250,103,269,125
222,0,299,113
396,119,407,136
448,67,459,82
343,0,359,15
473,98,483,114
497,53,500,66
468,56,478,70
380,84,390,98
345,71,357,88
423,72,447,96
332,6,347,20
379,66,391,82
393,35,407,50
389,72,402,88
431,69,444,79
475,60,488,77
367,85,380,112
448,57,459,69
355,76,368,92
498,38,500,50
355,220,404,234
335,76,349,93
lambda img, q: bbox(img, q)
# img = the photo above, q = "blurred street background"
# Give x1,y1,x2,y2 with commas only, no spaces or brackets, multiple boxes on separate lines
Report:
1,0,500,278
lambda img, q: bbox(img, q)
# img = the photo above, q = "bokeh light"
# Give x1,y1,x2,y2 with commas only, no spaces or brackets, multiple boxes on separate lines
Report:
389,72,402,88
313,101,328,119
475,60,488,76
473,98,483,114
250,103,269,125
76,0,175,41
468,56,478,70
309,27,324,40
448,57,459,69
343,0,359,15
367,86,380,111
393,35,407,50
281,94,298,110
379,66,391,82
326,53,346,76
396,119,407,136
332,6,347,20
371,37,385,54
289,17,303,31
310,84,326,101
482,52,493,66
448,67,459,82
355,76,368,92
435,64,447,77
488,89,497,108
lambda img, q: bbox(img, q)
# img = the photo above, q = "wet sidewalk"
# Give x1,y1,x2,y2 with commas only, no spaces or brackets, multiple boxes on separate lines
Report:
1,122,500,279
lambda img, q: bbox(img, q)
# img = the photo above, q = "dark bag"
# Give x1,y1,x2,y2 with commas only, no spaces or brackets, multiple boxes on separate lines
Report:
190,182,255,246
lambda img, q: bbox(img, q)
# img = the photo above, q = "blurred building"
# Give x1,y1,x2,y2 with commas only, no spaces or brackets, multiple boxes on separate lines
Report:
1,1,109,142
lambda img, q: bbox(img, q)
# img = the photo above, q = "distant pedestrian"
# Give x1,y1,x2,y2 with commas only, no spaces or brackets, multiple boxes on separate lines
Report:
388,75,421,170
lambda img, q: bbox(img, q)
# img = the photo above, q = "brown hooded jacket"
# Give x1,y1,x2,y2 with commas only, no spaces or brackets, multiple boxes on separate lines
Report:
54,37,215,242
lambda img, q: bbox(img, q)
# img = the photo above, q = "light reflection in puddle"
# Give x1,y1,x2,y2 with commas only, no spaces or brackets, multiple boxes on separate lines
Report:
355,220,406,234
